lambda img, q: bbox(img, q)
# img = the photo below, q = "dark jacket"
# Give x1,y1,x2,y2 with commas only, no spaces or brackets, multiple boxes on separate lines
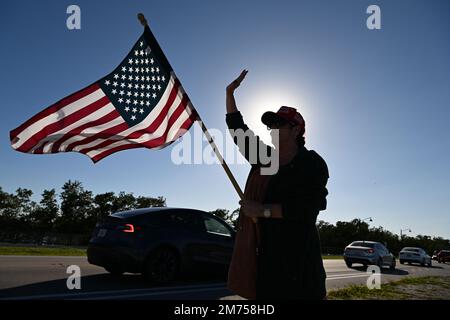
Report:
226,111,329,300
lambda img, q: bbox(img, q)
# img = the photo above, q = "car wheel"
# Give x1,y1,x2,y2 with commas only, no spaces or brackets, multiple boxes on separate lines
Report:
421,259,425,267
377,258,383,269
345,260,352,268
400,260,404,264
390,259,396,270
145,248,180,284
428,260,432,267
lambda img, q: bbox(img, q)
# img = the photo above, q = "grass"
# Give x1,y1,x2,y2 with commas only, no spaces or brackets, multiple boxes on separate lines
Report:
327,276,450,300
322,255,343,259
0,246,86,256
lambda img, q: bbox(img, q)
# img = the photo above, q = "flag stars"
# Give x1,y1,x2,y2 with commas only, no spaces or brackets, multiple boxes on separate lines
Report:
118,98,124,103
128,67,133,73
125,106,130,112
113,74,119,79
120,83,126,88
157,85,161,90
135,59,140,64
122,66,127,72
140,100,144,106
152,84,156,90
140,92,145,97
146,93,151,98
145,101,150,107
121,75,126,80
104,80,110,86
151,67,154,73
134,75,140,81
128,59,134,64
127,91,132,96
155,67,160,73
119,90,125,96
131,115,136,120
132,107,137,113
161,76,166,81
134,84,139,90
125,99,131,105
111,89,117,94
139,108,144,114
141,84,145,90
152,76,156,81
133,100,138,106
144,58,149,64
139,41,144,47
133,92,139,97
139,50,144,56
113,81,118,87
146,84,151,90
134,50,139,56
128,75,133,81
152,93,157,98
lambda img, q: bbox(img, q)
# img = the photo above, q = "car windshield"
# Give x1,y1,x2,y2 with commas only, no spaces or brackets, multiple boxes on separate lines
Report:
351,242,375,248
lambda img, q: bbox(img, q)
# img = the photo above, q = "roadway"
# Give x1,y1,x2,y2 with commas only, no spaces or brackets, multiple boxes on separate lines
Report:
1,256,449,299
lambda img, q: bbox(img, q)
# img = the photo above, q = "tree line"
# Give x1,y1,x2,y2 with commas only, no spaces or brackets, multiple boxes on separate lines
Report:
1,182,449,254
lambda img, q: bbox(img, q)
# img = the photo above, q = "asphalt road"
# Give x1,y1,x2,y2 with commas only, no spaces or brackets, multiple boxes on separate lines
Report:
1,256,449,300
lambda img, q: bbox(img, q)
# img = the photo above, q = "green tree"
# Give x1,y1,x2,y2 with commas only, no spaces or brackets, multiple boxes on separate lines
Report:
58,180,94,232
30,189,59,231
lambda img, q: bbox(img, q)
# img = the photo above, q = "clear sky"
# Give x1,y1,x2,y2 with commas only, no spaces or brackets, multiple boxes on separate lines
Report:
1,0,449,238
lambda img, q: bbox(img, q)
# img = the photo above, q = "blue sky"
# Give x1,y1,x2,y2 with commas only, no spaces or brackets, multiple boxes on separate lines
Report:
1,0,449,238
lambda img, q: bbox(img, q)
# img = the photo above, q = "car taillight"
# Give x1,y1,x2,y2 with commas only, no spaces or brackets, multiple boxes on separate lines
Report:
117,224,141,233
366,249,374,254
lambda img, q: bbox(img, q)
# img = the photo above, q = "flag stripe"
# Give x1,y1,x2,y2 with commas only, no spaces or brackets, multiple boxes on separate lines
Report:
90,107,196,162
19,95,111,153
10,83,100,139
80,91,188,156
29,102,118,154
58,114,125,153
12,86,105,150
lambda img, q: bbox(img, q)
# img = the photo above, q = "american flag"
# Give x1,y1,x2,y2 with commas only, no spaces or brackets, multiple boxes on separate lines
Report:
10,25,198,163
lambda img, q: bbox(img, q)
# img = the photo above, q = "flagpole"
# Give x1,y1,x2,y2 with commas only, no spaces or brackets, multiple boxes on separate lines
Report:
137,13,245,200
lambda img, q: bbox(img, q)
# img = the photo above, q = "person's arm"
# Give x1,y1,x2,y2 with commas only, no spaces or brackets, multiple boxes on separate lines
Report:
226,70,247,114
225,70,273,166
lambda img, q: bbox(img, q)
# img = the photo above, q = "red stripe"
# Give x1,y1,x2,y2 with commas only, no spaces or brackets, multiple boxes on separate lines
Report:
90,110,195,163
65,121,130,152
10,83,100,140
32,109,121,154
78,79,182,154
19,95,110,153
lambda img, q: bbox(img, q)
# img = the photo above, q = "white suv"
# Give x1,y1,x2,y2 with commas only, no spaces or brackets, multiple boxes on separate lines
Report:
399,247,432,267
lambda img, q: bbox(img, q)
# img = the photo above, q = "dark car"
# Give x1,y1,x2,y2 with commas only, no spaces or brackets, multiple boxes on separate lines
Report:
437,250,450,264
87,207,235,283
343,241,396,270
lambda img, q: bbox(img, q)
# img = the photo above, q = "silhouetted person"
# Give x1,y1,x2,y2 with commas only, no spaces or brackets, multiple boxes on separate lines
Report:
226,70,329,300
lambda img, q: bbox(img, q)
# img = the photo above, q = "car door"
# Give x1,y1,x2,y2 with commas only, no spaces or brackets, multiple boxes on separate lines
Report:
167,210,209,263
198,213,234,265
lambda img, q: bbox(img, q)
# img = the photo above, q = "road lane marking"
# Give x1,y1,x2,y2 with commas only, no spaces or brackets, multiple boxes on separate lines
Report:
1,282,226,300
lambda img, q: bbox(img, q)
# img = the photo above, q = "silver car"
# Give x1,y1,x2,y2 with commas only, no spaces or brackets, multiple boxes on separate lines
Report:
399,247,432,266
344,241,396,270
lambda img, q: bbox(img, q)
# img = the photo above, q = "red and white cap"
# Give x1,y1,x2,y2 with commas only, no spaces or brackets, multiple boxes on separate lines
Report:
261,106,305,132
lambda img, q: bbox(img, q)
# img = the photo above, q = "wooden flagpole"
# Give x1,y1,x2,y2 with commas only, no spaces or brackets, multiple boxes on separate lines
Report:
137,13,245,200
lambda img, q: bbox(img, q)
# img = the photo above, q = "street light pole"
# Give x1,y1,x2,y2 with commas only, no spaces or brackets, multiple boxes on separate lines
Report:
400,228,411,239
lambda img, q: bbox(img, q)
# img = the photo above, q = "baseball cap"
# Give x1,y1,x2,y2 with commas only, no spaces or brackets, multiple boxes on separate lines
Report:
261,106,305,131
